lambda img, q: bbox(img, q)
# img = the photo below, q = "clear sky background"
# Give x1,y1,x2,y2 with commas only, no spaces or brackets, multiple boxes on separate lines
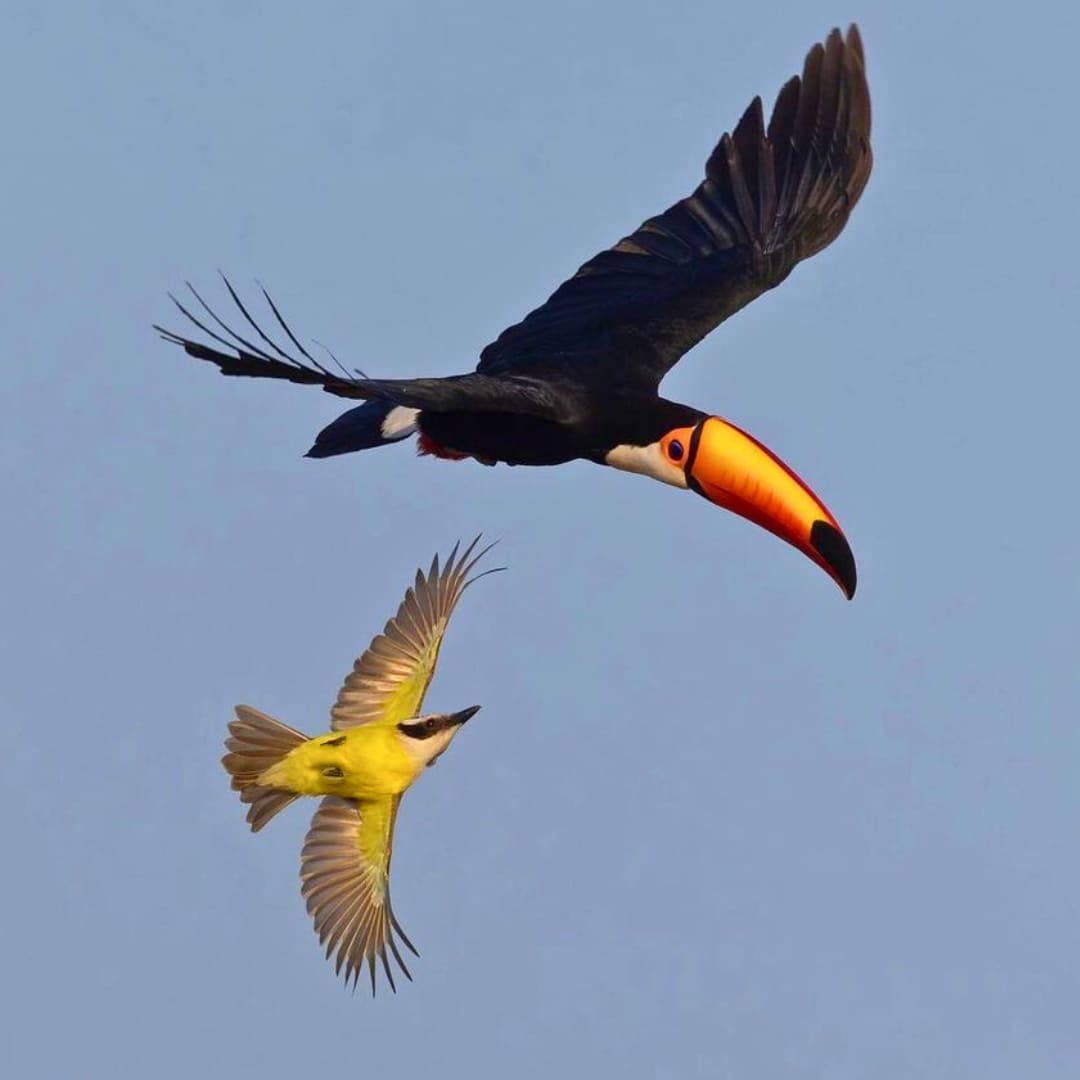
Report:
3,2,1079,1077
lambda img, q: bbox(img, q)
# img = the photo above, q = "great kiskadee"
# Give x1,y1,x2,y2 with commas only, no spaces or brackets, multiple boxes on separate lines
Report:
221,538,499,993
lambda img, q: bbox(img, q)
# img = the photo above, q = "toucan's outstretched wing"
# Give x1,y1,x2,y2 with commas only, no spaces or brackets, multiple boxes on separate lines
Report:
478,25,872,385
156,282,574,420
155,279,370,399
330,538,502,731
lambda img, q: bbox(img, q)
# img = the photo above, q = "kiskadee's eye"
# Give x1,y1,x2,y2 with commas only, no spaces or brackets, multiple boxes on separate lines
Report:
322,766,344,779
667,439,684,462
424,718,436,730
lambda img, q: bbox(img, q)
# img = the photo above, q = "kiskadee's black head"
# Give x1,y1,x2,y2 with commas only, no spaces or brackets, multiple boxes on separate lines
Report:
397,705,482,770
397,705,481,740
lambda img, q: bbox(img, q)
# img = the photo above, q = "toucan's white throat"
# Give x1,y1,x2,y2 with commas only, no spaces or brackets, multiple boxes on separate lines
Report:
604,443,688,489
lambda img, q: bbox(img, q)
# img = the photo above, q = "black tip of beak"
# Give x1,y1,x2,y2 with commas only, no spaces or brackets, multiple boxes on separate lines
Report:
810,520,857,600
452,705,482,726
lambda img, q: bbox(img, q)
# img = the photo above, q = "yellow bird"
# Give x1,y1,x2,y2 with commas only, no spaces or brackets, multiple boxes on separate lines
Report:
221,537,500,993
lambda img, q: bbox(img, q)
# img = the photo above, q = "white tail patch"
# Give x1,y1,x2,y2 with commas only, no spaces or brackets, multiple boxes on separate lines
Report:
380,406,420,440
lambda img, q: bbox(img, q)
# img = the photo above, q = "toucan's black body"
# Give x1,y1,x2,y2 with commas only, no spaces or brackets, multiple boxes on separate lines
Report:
159,26,872,598
418,394,705,468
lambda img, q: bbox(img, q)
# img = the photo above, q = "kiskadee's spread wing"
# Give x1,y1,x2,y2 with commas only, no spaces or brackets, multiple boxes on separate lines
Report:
330,537,499,730
477,25,871,386
301,794,415,993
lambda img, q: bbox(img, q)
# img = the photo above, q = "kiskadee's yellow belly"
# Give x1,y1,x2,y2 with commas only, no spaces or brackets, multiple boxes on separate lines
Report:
334,728,422,798
258,724,423,801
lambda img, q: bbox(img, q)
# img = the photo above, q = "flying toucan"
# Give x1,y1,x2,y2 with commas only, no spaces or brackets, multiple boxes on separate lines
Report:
159,25,872,598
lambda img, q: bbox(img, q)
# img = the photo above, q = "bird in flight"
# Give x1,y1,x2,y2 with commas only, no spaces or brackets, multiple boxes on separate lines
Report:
160,26,871,598
221,538,500,993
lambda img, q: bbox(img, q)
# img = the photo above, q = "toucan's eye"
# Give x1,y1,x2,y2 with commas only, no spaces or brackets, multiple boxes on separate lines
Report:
668,439,684,462
322,766,344,779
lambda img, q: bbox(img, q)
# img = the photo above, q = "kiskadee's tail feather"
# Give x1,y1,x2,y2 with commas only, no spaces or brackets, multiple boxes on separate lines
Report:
222,705,309,833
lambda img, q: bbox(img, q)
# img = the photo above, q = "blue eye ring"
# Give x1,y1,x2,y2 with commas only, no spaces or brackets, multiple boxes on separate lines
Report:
668,439,685,462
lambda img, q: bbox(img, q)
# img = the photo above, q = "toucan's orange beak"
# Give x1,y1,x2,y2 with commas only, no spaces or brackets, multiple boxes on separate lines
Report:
679,416,856,598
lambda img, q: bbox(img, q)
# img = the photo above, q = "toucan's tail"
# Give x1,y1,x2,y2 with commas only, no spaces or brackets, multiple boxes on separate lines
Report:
305,401,420,458
222,705,309,832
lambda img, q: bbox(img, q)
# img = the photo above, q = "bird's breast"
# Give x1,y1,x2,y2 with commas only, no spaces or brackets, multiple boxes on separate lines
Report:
419,411,583,467
335,730,422,799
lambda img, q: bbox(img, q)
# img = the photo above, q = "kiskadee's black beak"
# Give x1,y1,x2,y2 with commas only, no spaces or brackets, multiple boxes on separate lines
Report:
450,705,482,726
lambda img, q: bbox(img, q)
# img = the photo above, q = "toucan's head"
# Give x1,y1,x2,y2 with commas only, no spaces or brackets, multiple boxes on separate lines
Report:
604,410,856,599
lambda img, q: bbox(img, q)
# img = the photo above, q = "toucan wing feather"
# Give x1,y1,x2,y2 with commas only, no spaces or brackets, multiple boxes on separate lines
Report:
155,280,370,399
478,26,871,385
157,284,574,420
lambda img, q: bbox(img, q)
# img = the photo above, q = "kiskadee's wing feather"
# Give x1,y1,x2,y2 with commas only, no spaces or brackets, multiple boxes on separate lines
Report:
330,537,501,730
300,794,417,994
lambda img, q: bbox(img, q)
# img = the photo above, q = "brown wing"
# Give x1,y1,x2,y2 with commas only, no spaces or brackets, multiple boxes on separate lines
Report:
330,536,500,730
478,25,872,384
300,795,416,994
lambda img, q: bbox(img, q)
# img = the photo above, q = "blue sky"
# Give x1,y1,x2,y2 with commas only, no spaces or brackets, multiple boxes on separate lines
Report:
4,2,1079,1076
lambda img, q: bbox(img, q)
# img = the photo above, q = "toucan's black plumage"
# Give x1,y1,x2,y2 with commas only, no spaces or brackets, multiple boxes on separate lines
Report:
158,26,872,598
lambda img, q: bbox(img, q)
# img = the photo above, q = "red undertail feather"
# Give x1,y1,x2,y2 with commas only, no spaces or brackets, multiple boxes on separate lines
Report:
417,433,470,460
